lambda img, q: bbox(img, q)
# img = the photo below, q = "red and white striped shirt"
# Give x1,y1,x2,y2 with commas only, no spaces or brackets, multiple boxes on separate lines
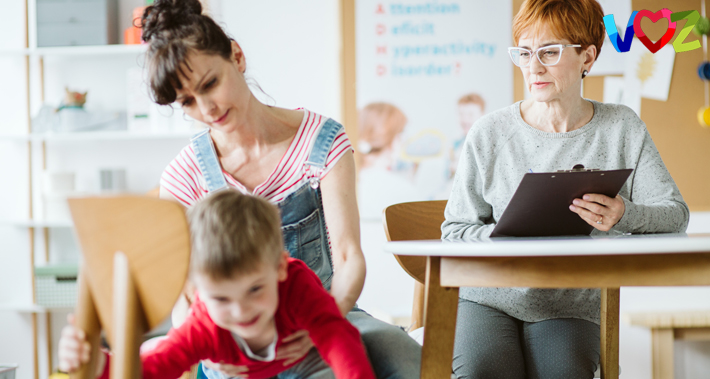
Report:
160,110,352,207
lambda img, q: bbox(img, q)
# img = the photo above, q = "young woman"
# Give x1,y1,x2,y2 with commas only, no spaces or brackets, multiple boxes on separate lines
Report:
142,0,421,378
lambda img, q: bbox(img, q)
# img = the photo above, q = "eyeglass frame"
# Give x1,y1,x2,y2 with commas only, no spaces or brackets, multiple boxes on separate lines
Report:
507,44,582,67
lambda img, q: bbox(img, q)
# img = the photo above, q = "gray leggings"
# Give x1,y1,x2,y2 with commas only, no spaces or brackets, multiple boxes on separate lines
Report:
453,299,600,379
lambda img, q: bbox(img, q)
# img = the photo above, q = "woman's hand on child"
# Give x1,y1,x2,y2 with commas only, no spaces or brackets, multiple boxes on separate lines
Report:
58,314,91,372
202,360,249,377
276,330,313,365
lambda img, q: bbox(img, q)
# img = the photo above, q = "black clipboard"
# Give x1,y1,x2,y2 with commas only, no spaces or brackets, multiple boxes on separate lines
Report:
490,165,633,237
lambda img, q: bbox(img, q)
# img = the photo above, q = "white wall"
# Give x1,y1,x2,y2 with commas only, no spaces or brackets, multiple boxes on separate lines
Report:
217,0,341,120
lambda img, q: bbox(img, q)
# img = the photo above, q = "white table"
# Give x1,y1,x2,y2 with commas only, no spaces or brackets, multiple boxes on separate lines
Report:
384,233,710,379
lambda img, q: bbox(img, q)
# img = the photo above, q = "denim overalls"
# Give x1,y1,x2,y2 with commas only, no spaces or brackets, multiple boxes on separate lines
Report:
190,119,341,290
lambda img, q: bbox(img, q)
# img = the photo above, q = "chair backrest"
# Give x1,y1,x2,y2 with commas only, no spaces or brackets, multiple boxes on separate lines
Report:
382,200,447,283
68,196,191,345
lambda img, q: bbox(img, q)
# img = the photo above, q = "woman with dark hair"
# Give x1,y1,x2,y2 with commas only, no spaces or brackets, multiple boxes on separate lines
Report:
443,0,688,378
140,0,421,378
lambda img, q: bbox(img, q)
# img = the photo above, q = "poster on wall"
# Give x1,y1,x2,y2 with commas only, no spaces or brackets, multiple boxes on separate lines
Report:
356,0,513,219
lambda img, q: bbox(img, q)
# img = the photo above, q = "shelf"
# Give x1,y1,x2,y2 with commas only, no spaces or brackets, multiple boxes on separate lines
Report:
0,303,73,313
0,130,197,142
0,44,148,57
0,219,73,228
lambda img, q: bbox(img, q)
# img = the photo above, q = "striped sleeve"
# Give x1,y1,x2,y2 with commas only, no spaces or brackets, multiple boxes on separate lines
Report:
160,146,205,207
320,125,353,179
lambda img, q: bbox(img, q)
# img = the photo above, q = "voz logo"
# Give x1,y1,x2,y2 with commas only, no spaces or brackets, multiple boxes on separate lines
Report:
604,9,701,53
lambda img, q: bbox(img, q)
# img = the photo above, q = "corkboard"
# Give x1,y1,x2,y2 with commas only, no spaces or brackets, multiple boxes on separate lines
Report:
512,0,710,211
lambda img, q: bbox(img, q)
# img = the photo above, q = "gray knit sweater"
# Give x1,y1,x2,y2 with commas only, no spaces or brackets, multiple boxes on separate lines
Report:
441,100,689,324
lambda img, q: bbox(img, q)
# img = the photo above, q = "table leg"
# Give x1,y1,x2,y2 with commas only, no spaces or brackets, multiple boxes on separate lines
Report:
421,256,459,379
652,328,674,379
600,288,620,379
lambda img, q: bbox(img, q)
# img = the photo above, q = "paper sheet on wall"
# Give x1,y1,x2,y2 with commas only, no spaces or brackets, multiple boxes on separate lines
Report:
588,0,632,76
356,0,513,219
603,76,641,116
624,42,676,101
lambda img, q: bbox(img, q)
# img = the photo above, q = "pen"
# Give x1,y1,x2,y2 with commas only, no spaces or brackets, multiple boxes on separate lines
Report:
528,169,533,173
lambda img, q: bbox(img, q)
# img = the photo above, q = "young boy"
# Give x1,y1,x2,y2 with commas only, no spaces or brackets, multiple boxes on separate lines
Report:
58,190,376,379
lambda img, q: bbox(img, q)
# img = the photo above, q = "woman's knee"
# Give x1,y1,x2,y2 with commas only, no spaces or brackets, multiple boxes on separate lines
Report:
523,318,600,379
453,300,525,379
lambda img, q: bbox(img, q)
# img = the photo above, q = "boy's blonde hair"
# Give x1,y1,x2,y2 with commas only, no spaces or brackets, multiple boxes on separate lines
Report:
458,93,485,112
187,190,284,280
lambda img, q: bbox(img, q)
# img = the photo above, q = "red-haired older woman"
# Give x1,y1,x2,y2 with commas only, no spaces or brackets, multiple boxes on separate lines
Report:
442,0,689,378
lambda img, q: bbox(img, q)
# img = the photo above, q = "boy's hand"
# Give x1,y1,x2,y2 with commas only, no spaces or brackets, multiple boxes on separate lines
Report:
58,314,91,372
202,360,249,378
276,330,313,365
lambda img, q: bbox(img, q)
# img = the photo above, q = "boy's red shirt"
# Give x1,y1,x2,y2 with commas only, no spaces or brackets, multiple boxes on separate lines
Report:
102,258,374,379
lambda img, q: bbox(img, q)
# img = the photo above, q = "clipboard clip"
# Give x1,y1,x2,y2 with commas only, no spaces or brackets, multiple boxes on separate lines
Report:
556,164,600,173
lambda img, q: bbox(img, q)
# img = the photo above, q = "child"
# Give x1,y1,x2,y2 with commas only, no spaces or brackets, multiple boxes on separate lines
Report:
58,190,376,379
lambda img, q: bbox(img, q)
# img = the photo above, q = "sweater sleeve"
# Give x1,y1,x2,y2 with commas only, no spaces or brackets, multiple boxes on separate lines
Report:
139,305,215,379
612,126,689,233
288,264,375,379
441,126,496,239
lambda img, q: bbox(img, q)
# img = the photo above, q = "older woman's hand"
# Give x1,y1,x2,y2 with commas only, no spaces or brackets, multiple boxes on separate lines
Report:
569,194,625,232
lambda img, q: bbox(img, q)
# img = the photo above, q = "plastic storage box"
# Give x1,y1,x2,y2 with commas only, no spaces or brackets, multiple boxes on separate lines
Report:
0,365,18,379
34,264,78,308
36,0,118,47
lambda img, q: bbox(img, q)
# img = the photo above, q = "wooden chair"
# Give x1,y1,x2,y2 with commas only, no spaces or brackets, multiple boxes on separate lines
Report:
382,200,620,378
382,200,447,330
68,196,191,379
623,310,710,379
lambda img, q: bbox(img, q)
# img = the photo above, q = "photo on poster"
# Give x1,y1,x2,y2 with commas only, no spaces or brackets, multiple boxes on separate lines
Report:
355,0,513,219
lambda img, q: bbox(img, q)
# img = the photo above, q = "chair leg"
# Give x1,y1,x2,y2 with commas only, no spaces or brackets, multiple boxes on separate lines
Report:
70,267,102,379
651,328,674,379
421,257,459,379
600,288,620,379
112,252,147,379
412,281,425,330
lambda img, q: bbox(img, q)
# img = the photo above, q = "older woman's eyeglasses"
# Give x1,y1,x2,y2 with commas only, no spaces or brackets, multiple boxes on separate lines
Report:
508,44,581,67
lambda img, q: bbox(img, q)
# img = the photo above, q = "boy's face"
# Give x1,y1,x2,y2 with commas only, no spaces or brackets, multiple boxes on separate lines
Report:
458,103,483,134
193,252,289,341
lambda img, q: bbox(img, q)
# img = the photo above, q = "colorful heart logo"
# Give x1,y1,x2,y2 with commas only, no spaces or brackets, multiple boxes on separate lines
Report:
633,9,677,53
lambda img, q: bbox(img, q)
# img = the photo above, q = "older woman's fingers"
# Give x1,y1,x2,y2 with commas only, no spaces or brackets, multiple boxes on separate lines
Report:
572,198,607,215
570,204,602,223
570,204,615,231
582,193,612,205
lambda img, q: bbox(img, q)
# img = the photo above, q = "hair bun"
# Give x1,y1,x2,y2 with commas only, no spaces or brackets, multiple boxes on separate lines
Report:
141,0,203,42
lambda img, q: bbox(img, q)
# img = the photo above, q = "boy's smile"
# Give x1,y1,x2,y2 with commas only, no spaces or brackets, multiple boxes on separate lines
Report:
193,252,289,350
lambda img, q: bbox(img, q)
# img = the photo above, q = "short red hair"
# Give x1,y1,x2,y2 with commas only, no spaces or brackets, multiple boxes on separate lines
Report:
513,0,605,61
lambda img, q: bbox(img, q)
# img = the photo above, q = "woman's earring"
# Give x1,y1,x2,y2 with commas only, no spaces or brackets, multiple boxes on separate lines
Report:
582,70,589,79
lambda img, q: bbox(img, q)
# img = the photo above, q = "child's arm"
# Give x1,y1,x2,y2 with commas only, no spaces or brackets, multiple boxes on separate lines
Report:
288,264,376,379
57,306,221,379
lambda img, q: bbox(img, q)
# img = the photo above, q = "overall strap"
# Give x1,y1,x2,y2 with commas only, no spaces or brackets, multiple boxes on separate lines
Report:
190,129,229,193
303,119,342,189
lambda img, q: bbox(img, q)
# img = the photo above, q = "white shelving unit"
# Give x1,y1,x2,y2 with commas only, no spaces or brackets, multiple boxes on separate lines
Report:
0,219,73,228
0,130,195,142
0,43,147,57
1,13,197,378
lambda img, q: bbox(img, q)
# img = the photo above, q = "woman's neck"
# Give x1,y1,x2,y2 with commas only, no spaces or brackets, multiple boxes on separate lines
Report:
521,97,593,133
210,97,300,157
